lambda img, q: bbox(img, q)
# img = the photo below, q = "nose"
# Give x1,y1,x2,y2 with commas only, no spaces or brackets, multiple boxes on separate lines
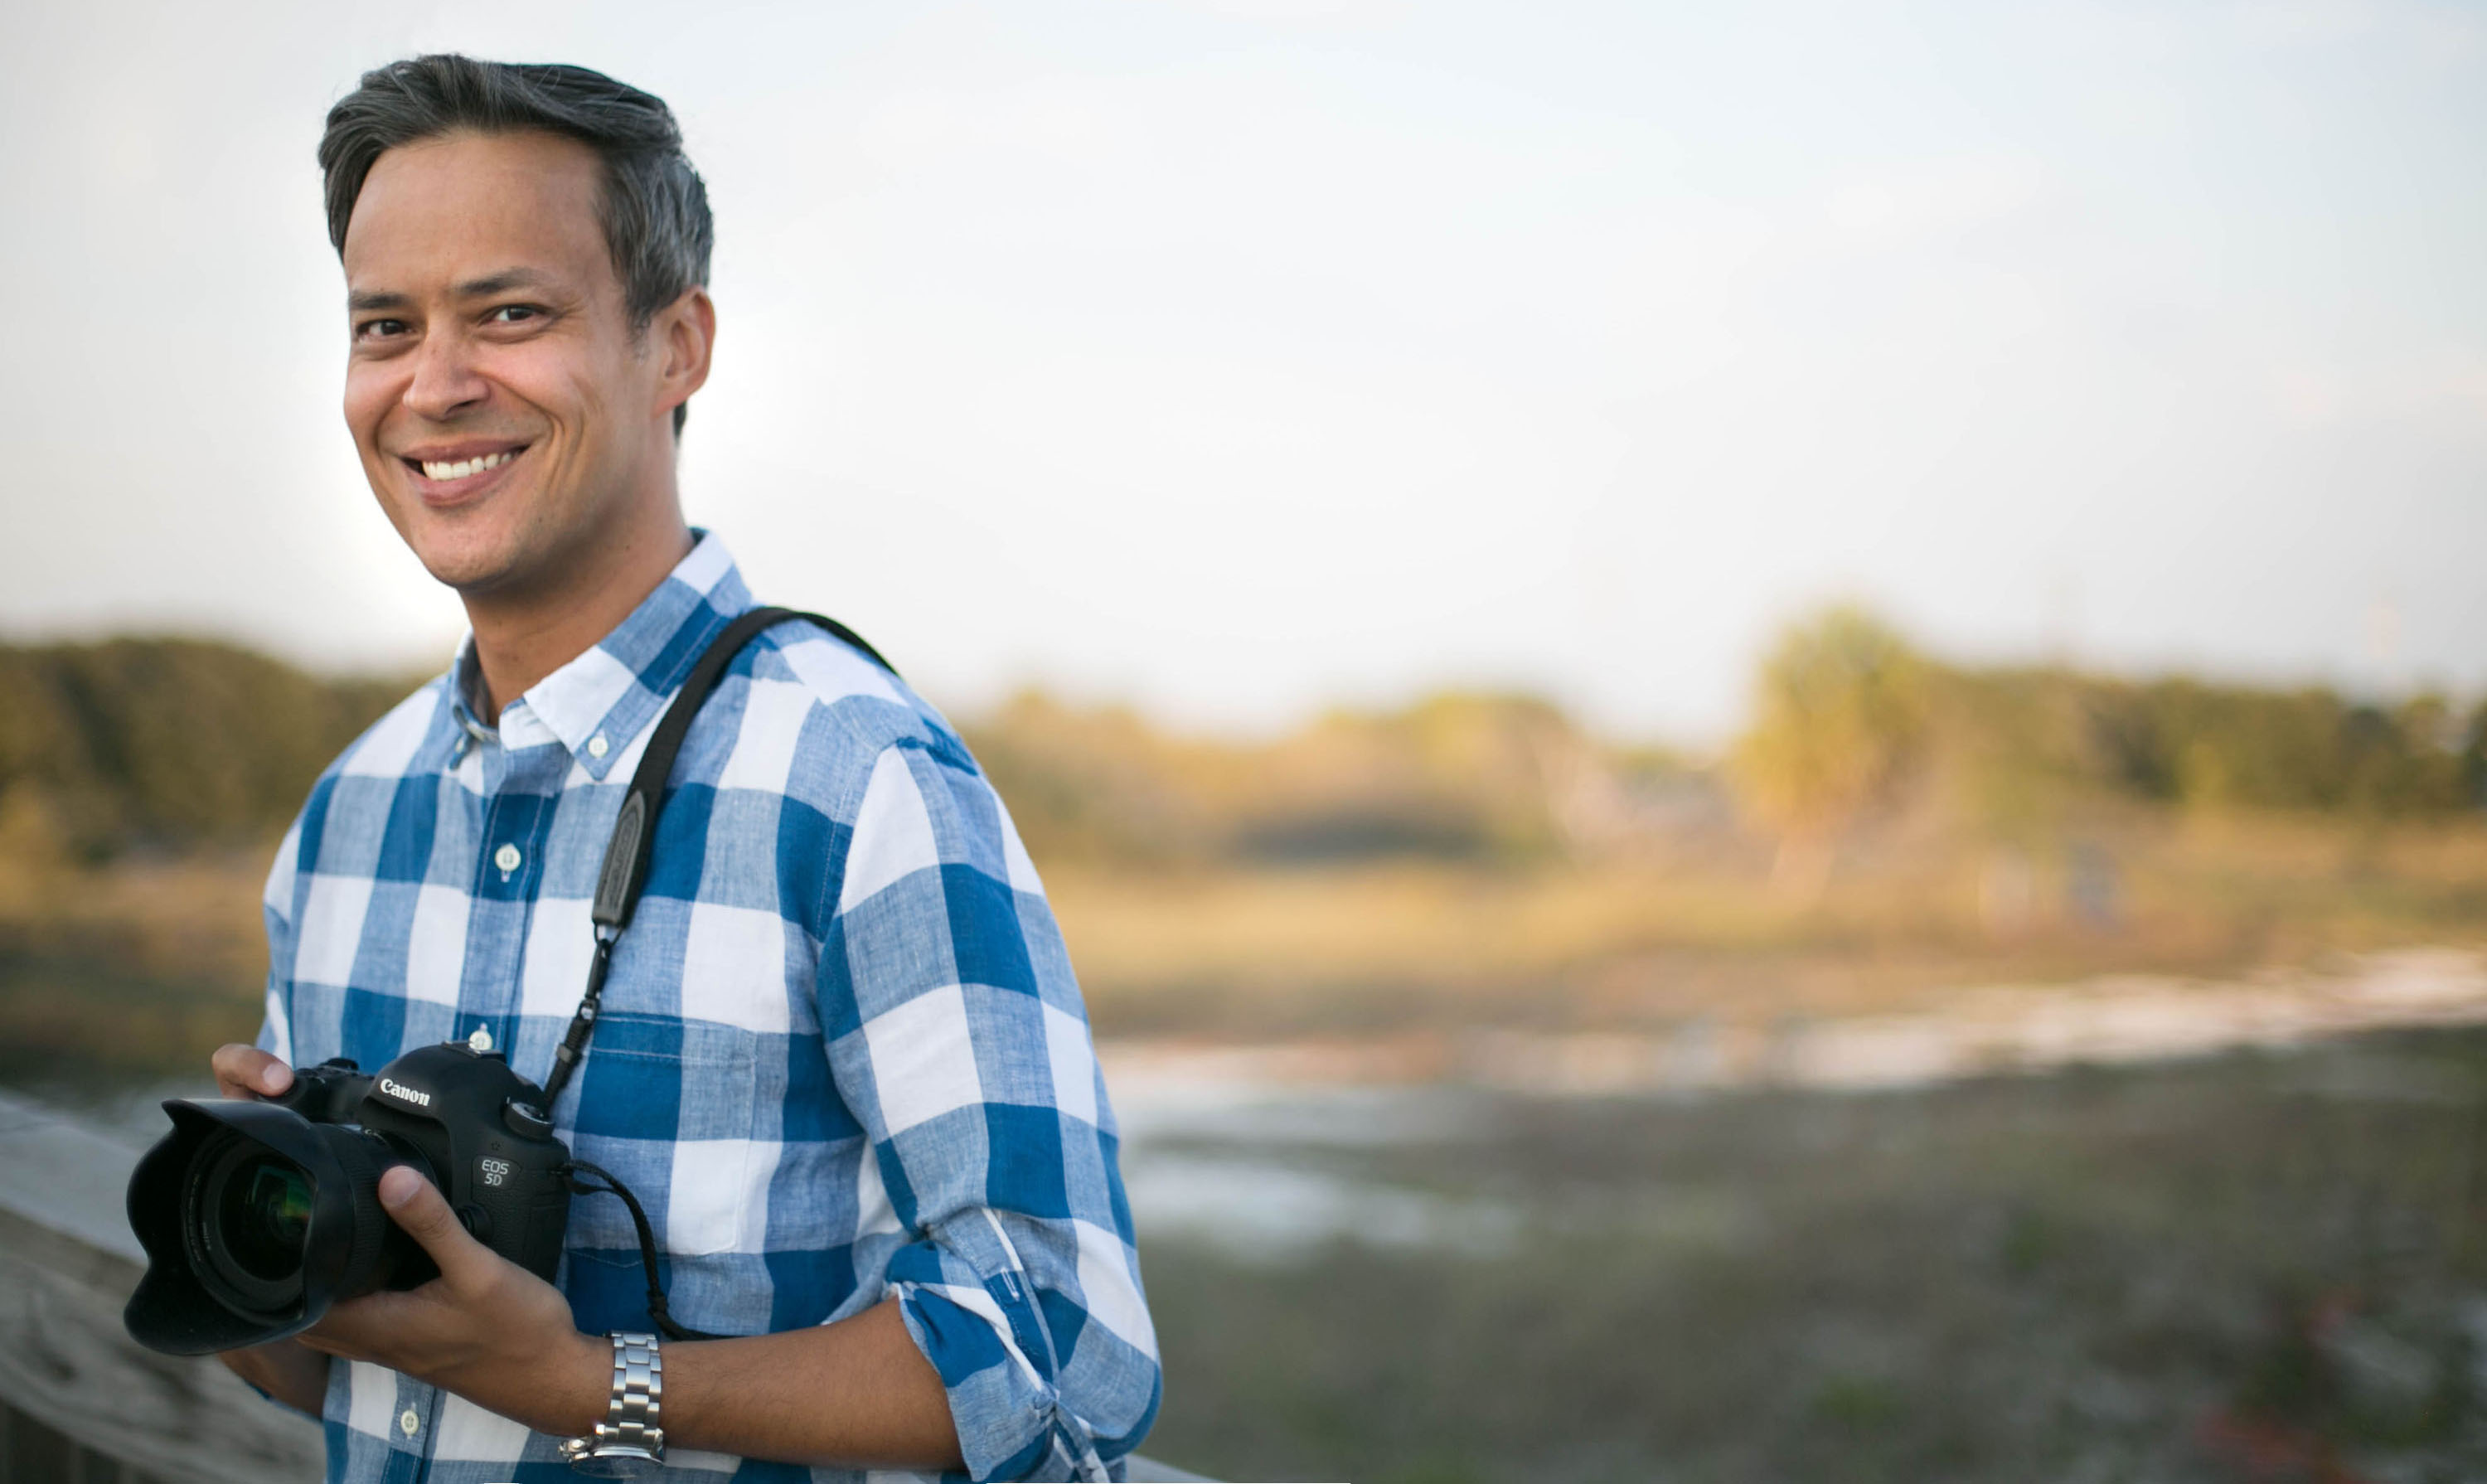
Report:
403,325,489,422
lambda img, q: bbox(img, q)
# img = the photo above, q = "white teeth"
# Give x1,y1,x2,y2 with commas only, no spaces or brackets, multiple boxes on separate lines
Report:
418,450,515,481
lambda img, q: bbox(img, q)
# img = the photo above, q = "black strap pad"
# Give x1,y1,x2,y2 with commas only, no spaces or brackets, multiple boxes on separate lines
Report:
589,608,896,932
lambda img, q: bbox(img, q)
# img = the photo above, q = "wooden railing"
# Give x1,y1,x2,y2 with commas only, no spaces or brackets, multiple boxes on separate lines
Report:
0,1089,1206,1483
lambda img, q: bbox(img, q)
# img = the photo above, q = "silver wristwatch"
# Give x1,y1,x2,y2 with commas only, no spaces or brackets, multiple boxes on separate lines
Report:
560,1331,666,1477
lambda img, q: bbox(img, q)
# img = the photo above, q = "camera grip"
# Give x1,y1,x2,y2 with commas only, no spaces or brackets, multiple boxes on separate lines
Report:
452,1131,572,1283
270,1059,372,1123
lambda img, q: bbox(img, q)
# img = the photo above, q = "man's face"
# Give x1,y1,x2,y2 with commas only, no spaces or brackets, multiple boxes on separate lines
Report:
341,129,668,596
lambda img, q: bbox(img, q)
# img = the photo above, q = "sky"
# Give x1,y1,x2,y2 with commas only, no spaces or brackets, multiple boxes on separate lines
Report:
2,0,2483,743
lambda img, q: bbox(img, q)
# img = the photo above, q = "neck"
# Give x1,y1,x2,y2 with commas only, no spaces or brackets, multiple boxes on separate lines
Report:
464,509,695,720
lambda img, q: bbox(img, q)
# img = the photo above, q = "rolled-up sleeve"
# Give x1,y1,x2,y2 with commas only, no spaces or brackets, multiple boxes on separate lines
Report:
818,735,1161,1482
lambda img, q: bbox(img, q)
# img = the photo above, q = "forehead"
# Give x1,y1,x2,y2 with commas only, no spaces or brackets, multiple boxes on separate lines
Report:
342,129,611,292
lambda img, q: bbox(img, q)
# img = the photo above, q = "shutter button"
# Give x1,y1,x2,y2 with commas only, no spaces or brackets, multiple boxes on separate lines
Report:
494,842,522,875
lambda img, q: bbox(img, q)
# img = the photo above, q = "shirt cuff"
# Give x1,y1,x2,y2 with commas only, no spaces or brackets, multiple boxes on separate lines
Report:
892,1278,1107,1482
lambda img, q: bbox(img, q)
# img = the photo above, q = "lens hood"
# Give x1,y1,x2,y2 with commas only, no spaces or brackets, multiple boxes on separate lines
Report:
124,1098,405,1355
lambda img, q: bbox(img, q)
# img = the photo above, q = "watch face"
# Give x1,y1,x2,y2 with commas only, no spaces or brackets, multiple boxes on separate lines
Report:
565,1445,663,1478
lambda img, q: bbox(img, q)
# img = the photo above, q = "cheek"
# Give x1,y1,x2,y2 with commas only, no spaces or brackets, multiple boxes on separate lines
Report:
342,365,399,449
527,334,641,427
482,341,587,418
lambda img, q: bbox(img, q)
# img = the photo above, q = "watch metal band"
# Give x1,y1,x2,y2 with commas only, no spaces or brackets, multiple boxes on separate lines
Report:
560,1331,665,1475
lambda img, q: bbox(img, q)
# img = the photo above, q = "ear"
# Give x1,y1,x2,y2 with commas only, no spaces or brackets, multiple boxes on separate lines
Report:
652,284,716,428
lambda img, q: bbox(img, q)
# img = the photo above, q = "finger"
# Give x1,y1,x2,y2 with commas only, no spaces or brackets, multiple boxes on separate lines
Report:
293,1329,358,1358
376,1166,495,1291
211,1043,291,1100
303,1288,419,1356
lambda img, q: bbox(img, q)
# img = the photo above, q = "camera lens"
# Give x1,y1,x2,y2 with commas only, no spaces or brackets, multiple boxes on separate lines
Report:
216,1152,313,1281
187,1133,313,1314
125,1092,448,1355
182,1122,429,1320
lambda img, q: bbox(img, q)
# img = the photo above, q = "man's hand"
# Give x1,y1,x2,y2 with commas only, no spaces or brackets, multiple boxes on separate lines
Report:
294,1166,608,1438
211,1040,296,1101
205,1045,602,1433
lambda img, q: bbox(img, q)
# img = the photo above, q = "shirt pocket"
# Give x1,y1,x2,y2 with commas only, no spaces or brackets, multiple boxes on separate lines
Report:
561,1012,760,1258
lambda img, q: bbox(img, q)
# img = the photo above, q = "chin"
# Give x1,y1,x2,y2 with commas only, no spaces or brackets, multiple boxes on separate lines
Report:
406,525,533,595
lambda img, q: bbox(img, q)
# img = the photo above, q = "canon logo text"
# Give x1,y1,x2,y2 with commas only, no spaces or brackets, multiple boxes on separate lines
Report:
378,1077,433,1108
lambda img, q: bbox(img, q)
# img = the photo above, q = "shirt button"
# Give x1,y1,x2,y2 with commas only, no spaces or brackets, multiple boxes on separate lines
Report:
468,1025,495,1054
399,1408,420,1437
494,843,522,874
588,733,610,759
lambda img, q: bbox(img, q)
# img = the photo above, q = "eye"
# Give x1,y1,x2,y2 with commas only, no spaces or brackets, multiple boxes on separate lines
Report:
487,303,544,326
354,318,410,341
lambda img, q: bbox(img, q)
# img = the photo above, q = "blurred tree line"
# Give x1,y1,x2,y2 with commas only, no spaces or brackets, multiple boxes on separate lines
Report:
0,638,415,864
966,688,1594,868
1732,606,2487,861
1,618,2481,873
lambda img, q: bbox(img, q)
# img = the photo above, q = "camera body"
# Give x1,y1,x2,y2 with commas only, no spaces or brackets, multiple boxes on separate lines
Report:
124,1040,572,1356
270,1042,574,1275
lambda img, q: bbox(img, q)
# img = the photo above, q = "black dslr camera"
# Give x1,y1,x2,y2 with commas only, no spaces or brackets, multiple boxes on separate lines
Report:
123,1041,570,1355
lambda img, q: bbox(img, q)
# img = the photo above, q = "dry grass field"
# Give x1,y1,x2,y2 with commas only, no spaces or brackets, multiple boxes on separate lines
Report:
4,807,2483,1085
1055,810,2487,1040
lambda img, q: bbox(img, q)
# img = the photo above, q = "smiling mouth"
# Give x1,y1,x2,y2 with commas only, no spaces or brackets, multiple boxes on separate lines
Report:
406,449,523,482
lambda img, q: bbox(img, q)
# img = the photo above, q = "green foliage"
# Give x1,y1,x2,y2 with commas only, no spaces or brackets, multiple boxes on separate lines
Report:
0,638,416,860
1730,605,1932,841
1733,605,2487,848
961,691,1221,866
2085,681,2480,815
5,619,2480,876
965,687,1591,869
1933,669,2485,832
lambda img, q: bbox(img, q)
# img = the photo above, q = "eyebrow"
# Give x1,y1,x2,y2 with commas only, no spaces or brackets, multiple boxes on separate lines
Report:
456,269,560,298
346,270,562,313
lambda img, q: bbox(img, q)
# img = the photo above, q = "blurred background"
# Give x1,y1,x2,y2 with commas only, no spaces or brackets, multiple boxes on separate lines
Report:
4,2,2487,1480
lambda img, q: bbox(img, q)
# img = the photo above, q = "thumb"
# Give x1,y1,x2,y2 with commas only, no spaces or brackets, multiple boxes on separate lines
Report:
378,1165,492,1288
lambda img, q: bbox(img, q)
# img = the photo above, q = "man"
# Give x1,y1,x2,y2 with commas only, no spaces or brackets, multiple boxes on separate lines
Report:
209,55,1160,1482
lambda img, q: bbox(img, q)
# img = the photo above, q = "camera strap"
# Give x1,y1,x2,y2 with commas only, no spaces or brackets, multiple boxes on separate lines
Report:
527,607,896,1341
536,607,899,1112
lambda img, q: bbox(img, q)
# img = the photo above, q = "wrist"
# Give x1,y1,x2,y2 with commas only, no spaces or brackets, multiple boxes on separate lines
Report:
560,1331,670,1476
531,1327,617,1438
218,1338,331,1418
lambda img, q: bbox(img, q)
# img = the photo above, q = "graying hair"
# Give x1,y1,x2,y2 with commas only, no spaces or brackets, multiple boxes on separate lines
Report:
318,55,713,436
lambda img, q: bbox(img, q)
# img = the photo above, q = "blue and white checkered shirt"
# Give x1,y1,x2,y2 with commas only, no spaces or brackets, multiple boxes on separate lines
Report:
254,533,1160,1482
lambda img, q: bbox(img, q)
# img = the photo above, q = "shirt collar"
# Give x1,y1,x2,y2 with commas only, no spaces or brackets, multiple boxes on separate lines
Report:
446,530,753,781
